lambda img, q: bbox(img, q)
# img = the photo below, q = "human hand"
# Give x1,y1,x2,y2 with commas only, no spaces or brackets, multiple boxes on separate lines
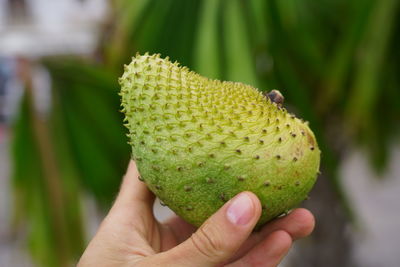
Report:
78,160,315,267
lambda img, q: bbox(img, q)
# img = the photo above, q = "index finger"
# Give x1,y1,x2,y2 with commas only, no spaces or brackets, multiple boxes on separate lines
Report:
112,160,155,211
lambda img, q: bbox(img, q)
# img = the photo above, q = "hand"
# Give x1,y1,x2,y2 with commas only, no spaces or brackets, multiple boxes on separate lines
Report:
78,160,315,267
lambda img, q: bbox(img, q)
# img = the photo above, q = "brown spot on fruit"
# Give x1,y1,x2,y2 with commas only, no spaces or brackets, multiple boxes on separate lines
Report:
219,193,227,202
264,90,284,106
301,126,315,147
184,185,192,192
186,206,193,211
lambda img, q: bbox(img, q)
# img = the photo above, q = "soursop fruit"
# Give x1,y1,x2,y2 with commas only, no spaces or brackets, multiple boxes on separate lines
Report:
119,53,320,227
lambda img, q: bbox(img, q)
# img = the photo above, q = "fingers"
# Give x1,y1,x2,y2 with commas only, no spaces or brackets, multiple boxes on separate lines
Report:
260,208,315,240
113,160,155,209
155,192,262,267
227,230,292,267
228,208,315,262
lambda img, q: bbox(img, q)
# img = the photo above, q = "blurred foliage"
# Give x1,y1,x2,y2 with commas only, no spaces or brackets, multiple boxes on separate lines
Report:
11,0,400,266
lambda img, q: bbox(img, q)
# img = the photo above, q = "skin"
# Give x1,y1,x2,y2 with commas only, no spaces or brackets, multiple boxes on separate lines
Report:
78,160,315,267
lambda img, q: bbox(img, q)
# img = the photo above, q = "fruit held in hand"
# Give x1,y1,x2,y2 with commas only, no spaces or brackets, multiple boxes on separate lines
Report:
119,53,320,227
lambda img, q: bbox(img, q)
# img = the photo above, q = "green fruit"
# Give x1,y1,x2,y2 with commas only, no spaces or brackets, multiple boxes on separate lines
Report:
119,53,320,227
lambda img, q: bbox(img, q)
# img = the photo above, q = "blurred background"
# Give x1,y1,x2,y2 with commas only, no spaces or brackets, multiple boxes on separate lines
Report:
1,0,399,266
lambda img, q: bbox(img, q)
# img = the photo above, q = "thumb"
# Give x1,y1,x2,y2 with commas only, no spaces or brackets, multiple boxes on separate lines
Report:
159,192,261,266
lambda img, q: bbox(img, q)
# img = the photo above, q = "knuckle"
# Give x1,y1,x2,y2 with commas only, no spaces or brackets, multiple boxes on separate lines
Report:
190,222,227,261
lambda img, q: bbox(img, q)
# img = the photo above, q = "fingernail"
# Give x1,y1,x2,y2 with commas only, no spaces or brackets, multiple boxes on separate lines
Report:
226,193,254,225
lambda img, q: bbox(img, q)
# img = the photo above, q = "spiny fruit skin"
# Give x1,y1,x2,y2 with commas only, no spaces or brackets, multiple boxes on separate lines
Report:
119,53,320,227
